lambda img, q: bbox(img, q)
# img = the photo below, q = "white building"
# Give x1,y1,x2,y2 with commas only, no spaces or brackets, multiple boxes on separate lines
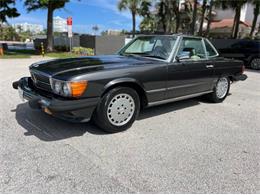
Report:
12,23,44,34
53,16,67,33
107,29,121,35
214,2,260,26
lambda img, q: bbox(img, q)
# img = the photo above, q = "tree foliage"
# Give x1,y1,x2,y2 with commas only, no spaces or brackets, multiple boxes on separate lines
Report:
118,0,152,37
0,0,20,23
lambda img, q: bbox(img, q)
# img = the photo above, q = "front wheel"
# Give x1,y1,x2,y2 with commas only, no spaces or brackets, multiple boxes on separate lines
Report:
93,87,140,133
207,76,230,103
250,58,260,70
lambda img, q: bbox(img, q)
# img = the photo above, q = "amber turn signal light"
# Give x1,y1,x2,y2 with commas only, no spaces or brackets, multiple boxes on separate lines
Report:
70,80,88,97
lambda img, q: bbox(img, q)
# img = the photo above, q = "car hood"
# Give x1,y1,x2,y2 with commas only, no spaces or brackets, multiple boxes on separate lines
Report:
29,55,158,77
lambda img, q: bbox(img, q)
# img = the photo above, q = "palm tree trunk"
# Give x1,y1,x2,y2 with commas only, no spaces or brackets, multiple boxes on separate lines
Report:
250,2,260,38
231,10,237,38
132,11,136,38
199,0,207,35
233,6,241,38
175,13,180,33
191,0,198,35
206,0,213,37
47,1,54,52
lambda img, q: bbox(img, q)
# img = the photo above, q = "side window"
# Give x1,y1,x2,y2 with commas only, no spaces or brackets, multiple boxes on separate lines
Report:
204,39,218,57
177,38,206,60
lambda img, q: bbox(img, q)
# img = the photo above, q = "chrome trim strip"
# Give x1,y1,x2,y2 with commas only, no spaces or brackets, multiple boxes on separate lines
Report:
204,38,219,58
146,88,167,94
148,91,212,107
30,69,51,78
167,82,206,90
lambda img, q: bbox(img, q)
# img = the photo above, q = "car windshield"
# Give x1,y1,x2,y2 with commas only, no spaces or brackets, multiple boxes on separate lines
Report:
120,36,177,60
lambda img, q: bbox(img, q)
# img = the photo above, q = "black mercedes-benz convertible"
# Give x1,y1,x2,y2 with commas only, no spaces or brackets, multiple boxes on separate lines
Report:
13,34,247,133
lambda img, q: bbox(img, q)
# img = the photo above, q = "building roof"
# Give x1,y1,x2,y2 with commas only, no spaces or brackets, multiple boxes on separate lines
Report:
211,19,251,29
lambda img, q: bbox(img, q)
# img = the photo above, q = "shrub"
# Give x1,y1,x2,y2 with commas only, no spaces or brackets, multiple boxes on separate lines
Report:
54,45,69,52
72,47,94,56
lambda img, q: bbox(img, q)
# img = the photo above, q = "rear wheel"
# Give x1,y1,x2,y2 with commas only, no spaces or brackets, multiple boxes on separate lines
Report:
93,87,140,133
207,76,230,103
250,58,260,70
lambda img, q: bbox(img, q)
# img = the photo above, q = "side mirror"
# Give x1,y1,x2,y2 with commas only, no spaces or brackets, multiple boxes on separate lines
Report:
176,51,191,62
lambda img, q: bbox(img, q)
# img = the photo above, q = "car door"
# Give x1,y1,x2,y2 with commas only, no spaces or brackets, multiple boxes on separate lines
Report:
167,37,215,99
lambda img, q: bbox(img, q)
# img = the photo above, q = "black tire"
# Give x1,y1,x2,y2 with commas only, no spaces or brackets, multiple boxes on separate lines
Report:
250,58,260,70
207,76,230,103
93,87,140,133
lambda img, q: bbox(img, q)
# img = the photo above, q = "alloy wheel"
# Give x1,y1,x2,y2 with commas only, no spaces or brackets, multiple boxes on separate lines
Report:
216,77,229,99
107,93,135,126
251,58,260,70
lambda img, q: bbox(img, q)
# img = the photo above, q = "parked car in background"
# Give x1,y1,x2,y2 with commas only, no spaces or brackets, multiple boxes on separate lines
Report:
218,40,260,70
13,35,247,133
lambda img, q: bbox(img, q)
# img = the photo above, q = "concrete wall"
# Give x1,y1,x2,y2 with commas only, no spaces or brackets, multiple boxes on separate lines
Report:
34,34,80,51
54,35,80,47
79,35,125,55
95,35,125,55
79,35,95,49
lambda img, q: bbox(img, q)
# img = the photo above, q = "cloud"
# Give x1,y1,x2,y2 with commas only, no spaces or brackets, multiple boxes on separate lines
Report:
8,16,46,26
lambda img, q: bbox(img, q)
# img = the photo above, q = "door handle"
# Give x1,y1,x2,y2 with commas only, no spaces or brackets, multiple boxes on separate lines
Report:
206,65,214,68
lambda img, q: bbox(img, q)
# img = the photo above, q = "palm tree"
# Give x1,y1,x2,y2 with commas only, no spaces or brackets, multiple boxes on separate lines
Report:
198,0,207,35
157,0,167,33
232,0,248,38
215,0,248,38
25,0,71,52
92,25,99,35
118,0,140,37
191,0,198,35
205,0,213,37
250,0,260,38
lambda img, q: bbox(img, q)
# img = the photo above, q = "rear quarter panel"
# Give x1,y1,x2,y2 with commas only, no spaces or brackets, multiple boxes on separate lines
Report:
212,57,243,80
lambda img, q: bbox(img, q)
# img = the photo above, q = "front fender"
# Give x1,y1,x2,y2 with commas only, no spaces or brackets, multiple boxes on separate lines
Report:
103,77,145,94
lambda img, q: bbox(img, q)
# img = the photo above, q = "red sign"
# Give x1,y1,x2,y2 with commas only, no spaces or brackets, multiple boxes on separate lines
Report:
67,17,72,26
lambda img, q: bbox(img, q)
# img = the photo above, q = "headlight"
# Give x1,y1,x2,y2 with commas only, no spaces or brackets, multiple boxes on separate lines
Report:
54,81,62,93
50,78,88,97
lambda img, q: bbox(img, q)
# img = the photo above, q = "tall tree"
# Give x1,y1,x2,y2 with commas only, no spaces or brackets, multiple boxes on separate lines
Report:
250,0,260,38
205,0,213,37
0,0,20,24
216,0,248,38
24,0,70,51
157,0,167,33
156,0,179,33
139,0,156,33
191,0,198,35
118,0,142,37
198,0,207,35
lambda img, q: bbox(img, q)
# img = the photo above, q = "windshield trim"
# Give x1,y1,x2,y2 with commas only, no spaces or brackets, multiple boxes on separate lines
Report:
118,35,178,62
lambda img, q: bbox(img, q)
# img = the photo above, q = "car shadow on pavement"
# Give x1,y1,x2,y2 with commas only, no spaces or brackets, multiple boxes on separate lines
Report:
14,103,106,141
14,98,201,141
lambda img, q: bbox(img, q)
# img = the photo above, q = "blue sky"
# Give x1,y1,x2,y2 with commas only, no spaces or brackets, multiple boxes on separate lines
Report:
9,0,141,34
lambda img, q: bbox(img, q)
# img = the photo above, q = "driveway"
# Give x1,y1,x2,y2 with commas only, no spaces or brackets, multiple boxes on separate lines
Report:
0,58,259,193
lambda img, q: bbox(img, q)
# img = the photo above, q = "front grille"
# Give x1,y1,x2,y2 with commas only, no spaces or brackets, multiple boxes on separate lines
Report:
30,70,52,92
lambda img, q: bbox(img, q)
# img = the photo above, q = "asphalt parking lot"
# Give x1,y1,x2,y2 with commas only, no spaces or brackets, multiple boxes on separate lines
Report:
0,58,259,193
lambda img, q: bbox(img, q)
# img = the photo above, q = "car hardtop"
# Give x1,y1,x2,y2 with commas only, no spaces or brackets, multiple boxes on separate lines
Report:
124,34,219,62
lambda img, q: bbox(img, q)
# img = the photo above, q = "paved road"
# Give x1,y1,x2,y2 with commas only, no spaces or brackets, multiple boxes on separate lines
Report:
0,58,259,193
